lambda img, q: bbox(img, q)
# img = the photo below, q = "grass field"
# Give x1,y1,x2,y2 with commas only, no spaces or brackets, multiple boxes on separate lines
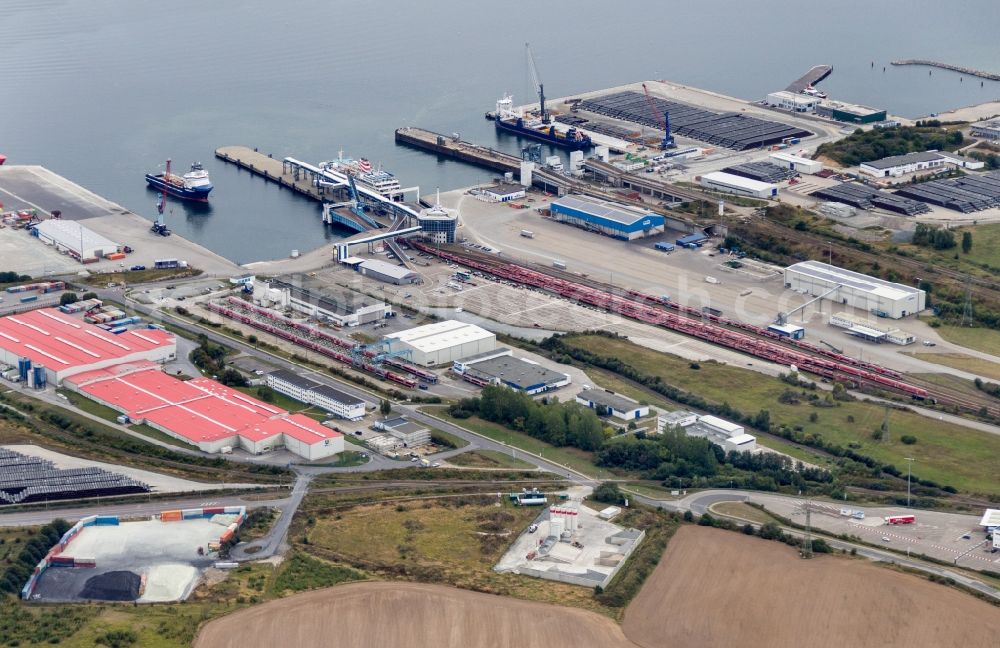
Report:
429,427,470,449
303,450,367,468
58,390,122,423
564,335,1000,495
80,266,203,286
129,422,200,450
301,496,614,615
423,407,615,479
935,325,1000,357
584,366,833,469
708,501,778,525
905,353,1000,381
958,223,1000,270
447,449,535,469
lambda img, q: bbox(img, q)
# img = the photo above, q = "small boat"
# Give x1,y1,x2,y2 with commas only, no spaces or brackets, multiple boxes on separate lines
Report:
145,160,213,202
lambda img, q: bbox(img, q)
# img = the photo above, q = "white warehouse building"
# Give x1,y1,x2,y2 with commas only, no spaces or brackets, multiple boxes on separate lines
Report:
31,219,121,261
784,260,925,319
700,172,778,199
769,152,823,175
384,320,496,367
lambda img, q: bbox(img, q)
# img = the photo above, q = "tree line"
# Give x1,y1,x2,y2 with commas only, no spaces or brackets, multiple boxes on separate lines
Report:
1,519,71,594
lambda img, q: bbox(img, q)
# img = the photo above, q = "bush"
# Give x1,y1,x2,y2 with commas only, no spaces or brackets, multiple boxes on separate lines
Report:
900,435,917,445
59,292,79,306
592,481,624,505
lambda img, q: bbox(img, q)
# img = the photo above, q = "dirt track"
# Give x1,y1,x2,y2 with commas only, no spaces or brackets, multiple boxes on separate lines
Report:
623,526,1000,648
196,527,1000,648
193,581,633,648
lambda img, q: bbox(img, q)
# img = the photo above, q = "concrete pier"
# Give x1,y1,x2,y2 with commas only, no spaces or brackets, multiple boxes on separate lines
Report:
394,128,521,175
786,65,833,93
215,146,335,202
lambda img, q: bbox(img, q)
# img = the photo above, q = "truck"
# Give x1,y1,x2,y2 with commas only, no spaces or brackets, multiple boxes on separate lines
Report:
552,260,567,270
654,242,675,252
520,230,535,238
19,295,37,303
154,258,179,269
420,458,431,468
884,514,916,525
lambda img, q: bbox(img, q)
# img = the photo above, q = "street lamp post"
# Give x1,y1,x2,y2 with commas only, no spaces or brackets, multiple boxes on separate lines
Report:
905,457,915,507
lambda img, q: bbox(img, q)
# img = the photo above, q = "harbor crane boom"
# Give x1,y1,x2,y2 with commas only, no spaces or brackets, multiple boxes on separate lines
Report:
641,83,675,149
525,42,548,124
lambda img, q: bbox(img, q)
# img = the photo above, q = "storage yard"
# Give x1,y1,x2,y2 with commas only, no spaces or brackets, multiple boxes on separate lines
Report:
495,501,644,588
26,506,246,603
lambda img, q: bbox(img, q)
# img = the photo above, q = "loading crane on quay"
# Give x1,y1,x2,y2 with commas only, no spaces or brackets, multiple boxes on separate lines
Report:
525,42,549,124
642,83,675,149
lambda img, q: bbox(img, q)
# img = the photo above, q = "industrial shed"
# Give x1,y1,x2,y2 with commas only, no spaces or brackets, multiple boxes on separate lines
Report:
31,219,120,261
453,348,570,394
358,258,420,285
549,195,664,240
784,260,925,319
0,308,176,385
700,172,777,198
255,279,389,326
769,152,823,175
385,320,496,367
575,389,648,421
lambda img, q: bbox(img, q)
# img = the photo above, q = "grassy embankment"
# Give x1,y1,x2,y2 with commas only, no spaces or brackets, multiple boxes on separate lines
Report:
561,334,1000,496
905,354,1000,381
423,406,615,479
934,325,1000,358
447,449,535,469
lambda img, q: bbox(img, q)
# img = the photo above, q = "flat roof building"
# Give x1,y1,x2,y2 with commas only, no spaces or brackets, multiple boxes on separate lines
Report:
550,195,665,241
478,182,526,203
31,219,120,261
682,414,757,454
700,172,777,199
358,258,420,285
385,319,496,367
765,91,818,113
769,152,824,175
65,367,344,460
785,260,925,319
452,348,570,395
575,389,648,421
859,151,948,178
0,308,176,385
375,416,431,448
254,279,389,327
266,370,366,421
815,101,887,124
971,119,1000,141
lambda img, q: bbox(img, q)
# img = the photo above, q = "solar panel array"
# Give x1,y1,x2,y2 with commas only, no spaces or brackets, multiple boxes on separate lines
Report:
0,448,149,504
810,183,931,216
722,162,798,183
577,91,812,151
893,171,1000,213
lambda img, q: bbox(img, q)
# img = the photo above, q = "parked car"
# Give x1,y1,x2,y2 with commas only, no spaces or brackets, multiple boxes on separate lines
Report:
528,524,539,534
129,264,146,271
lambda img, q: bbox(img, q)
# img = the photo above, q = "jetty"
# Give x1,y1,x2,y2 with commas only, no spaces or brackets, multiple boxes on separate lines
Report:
891,59,1000,82
786,65,832,94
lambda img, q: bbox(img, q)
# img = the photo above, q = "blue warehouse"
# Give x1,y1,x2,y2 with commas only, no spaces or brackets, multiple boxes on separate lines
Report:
550,195,665,241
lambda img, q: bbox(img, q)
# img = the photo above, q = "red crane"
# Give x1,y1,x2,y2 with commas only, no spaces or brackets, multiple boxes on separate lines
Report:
641,84,674,149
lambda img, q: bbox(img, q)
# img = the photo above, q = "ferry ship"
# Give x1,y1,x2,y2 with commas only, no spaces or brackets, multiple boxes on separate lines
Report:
144,161,212,202
320,152,402,198
491,94,592,151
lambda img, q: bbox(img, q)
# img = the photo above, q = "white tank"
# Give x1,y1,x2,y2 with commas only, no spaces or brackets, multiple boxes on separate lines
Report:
549,518,565,539
519,161,534,187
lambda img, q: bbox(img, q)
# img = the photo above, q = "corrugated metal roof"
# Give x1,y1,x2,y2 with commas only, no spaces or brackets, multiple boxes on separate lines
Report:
552,195,659,226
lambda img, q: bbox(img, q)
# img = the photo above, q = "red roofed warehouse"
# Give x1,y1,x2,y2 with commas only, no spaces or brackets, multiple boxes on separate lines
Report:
63,365,345,461
0,308,176,385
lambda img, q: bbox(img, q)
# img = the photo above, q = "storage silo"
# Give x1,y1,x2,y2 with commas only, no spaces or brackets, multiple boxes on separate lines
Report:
18,357,31,383
549,518,564,539
33,365,46,389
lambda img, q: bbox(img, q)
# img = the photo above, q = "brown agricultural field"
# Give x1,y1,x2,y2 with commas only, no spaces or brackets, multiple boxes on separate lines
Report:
623,526,1000,648
193,581,634,648
195,526,1000,648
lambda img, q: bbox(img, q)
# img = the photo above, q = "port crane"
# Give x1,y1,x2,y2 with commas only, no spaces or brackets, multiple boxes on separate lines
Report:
641,83,675,149
525,42,548,124
151,159,172,236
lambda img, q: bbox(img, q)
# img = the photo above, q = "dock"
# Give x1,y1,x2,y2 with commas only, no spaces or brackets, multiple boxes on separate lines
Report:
215,146,332,202
785,65,832,94
891,59,1000,82
394,128,522,175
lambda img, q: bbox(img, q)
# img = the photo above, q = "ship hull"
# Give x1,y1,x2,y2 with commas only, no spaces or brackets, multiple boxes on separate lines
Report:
494,118,592,151
145,174,212,202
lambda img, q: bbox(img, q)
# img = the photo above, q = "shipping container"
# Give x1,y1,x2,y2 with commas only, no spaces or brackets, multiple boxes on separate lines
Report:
520,230,535,238
552,260,567,270
154,258,180,269
109,326,128,334
19,295,37,303
160,510,183,522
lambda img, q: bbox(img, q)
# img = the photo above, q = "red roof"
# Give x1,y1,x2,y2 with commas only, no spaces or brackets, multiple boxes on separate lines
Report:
75,368,341,447
0,308,173,373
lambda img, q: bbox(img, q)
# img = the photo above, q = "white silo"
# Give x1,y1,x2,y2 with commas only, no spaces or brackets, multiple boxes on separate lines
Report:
549,518,565,539
519,161,534,187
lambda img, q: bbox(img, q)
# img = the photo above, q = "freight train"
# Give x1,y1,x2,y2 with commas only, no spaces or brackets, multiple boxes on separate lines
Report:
411,241,930,401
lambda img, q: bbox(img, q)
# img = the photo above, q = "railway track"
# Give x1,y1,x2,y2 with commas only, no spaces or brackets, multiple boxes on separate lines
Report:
413,241,932,402
905,375,1000,419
